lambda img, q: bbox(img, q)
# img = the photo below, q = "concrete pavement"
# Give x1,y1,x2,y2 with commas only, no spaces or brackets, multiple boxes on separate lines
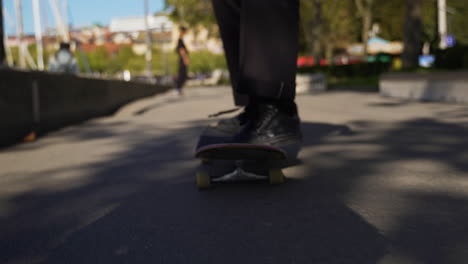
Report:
1,86,468,264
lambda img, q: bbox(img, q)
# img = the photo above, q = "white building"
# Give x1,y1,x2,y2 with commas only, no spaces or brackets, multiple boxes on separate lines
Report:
109,15,174,33
109,15,223,55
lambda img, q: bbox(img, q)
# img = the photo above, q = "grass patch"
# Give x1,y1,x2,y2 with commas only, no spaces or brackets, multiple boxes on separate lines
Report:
327,76,379,92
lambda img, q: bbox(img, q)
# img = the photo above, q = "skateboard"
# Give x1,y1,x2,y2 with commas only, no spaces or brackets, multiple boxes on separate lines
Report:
195,143,287,189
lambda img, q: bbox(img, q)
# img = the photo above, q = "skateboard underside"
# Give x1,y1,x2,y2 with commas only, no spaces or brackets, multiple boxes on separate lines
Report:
194,130,290,189
196,159,285,189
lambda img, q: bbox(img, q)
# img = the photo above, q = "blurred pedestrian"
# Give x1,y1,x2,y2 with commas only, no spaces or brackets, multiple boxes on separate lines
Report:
48,42,79,74
175,26,189,95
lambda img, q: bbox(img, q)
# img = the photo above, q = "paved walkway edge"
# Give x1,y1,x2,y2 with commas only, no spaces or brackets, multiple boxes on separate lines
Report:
380,71,468,104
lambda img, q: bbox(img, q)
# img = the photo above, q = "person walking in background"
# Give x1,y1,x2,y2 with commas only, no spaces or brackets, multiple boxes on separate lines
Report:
175,26,189,95
207,0,302,149
48,42,79,74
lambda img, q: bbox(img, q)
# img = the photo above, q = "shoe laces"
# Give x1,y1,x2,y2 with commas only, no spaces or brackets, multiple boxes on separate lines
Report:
208,107,242,118
208,104,256,122
253,104,278,133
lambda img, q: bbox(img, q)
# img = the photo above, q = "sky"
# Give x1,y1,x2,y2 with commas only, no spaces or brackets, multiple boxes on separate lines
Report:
3,0,165,35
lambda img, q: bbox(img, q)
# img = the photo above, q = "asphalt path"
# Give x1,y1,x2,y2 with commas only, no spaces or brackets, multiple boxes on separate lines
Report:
1,86,468,264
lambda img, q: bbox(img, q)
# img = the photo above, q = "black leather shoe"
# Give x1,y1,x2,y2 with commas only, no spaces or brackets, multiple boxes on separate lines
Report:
196,105,253,148
198,102,302,159
208,102,261,134
233,102,302,148
210,108,250,135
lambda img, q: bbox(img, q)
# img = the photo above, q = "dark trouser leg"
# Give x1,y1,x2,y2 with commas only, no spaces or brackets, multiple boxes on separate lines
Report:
212,0,299,103
239,0,299,101
176,61,187,89
211,0,248,106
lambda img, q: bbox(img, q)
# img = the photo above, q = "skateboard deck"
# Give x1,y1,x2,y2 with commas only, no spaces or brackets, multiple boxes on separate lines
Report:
195,143,287,189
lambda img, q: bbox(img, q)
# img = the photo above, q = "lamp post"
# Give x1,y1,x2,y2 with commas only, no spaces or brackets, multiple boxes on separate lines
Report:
49,0,69,42
438,0,447,49
161,22,166,75
14,0,26,68
32,0,44,70
144,0,153,78
0,0,5,65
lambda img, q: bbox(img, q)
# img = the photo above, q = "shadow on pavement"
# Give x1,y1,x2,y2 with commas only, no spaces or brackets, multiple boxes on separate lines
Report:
300,118,468,264
1,121,388,264
133,89,230,117
1,115,468,263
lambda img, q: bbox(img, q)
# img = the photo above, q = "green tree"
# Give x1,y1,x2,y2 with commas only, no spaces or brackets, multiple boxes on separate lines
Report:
188,50,226,74
448,0,468,44
164,0,216,30
300,0,324,58
300,0,359,61
402,0,423,68
374,0,437,45
107,45,135,73
323,0,359,59
354,0,374,54
86,46,111,73
373,0,405,41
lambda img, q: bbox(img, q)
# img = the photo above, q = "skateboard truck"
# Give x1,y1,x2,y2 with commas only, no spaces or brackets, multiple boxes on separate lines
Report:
212,166,268,183
195,143,287,189
196,164,285,189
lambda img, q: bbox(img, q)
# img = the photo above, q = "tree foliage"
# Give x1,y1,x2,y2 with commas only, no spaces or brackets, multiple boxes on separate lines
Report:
300,0,359,59
75,46,226,75
374,0,436,43
85,46,110,73
402,0,423,68
10,0,468,73
164,0,468,60
164,0,216,30
448,0,468,44
354,0,374,53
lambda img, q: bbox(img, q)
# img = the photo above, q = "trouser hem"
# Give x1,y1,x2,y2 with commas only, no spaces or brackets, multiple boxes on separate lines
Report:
238,78,295,101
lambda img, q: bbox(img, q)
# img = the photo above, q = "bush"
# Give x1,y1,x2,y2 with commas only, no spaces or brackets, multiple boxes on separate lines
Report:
85,46,111,73
297,62,391,79
188,51,227,74
77,47,227,76
434,45,468,69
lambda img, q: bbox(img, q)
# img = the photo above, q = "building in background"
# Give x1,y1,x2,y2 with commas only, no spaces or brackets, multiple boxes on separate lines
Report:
4,14,224,75
109,15,222,55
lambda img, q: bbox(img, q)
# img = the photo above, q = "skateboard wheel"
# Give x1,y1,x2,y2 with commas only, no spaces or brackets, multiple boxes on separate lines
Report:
196,171,211,189
269,169,285,185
